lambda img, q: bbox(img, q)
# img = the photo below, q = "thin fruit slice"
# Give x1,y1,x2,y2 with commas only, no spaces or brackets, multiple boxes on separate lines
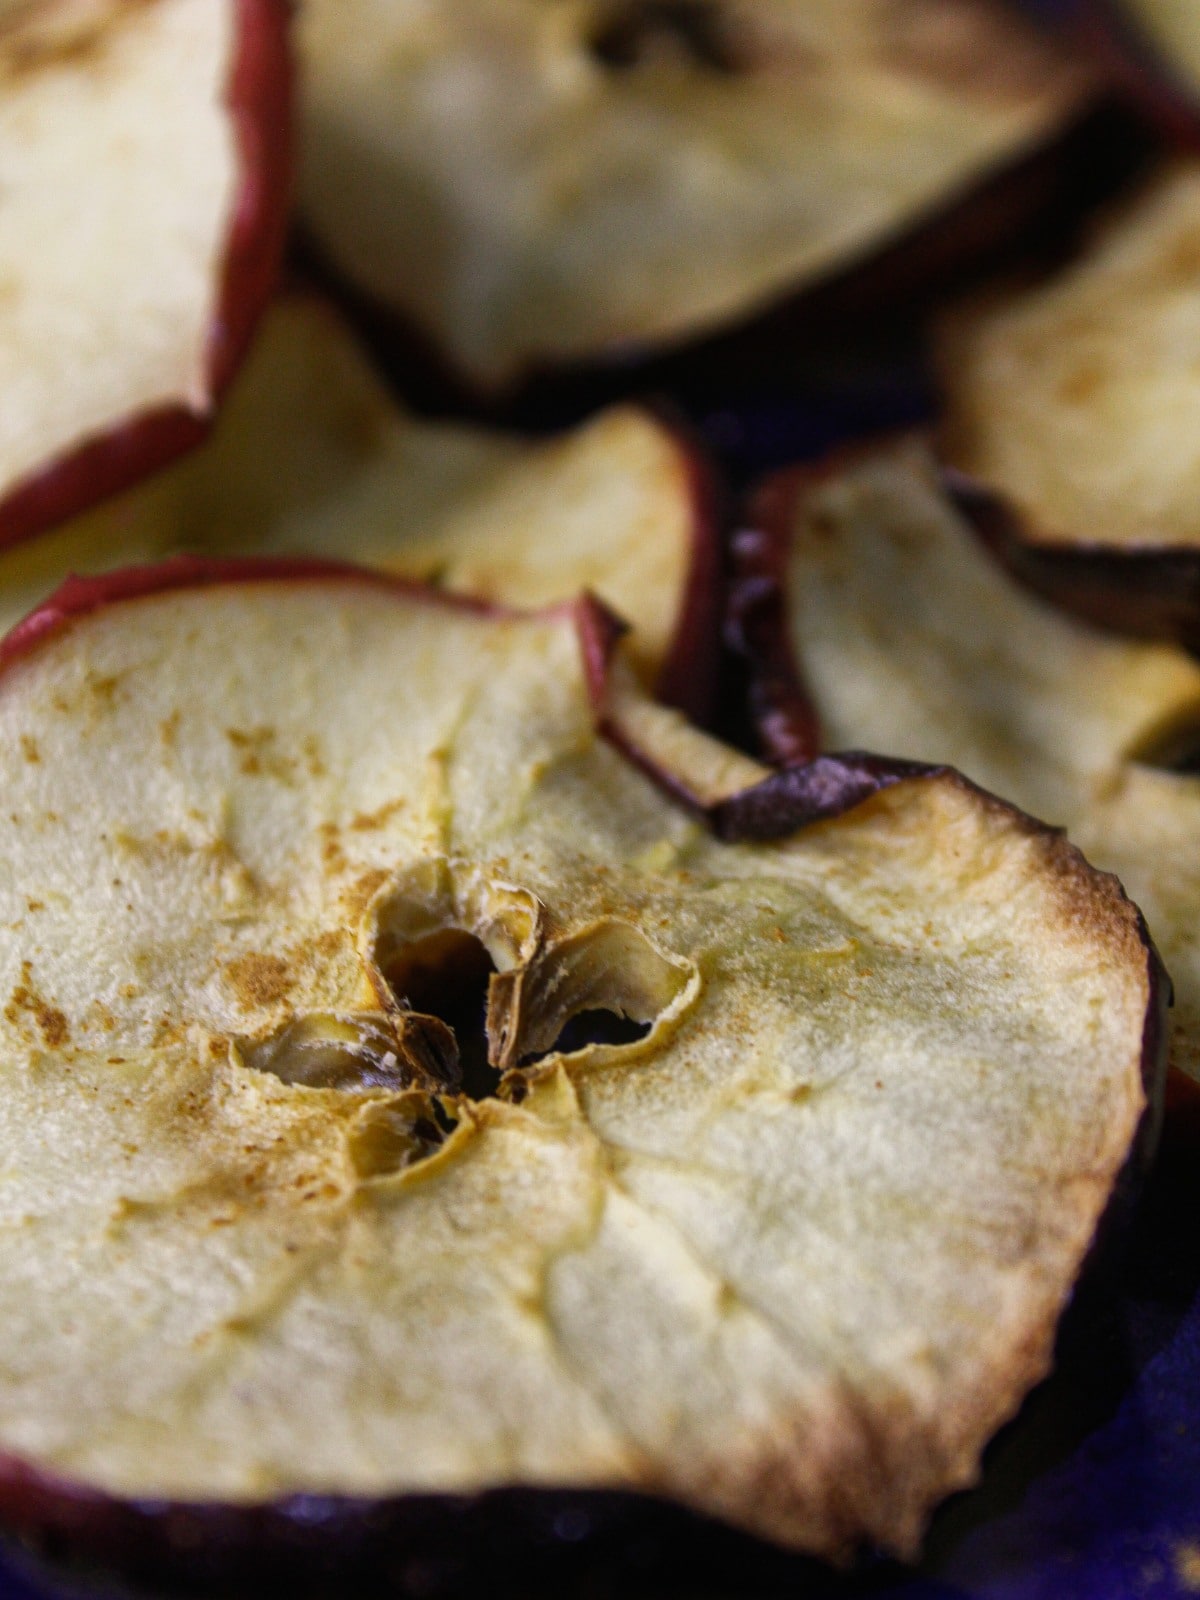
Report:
298,0,1091,391
0,556,1158,1581
0,0,292,549
938,161,1200,644
732,435,1200,1076
0,299,721,714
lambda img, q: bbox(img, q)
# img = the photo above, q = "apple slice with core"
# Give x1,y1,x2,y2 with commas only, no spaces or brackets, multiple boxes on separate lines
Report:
0,0,292,550
937,161,1200,645
297,0,1092,393
732,435,1200,1077
0,298,721,716
0,555,1159,1579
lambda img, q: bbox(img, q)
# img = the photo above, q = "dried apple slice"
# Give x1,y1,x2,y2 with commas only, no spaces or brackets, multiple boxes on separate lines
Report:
297,0,1091,392
0,556,1158,1580
733,435,1200,1077
0,0,292,550
936,161,1200,644
0,298,720,714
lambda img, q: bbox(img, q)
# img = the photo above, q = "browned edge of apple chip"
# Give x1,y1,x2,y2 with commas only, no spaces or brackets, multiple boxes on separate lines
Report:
0,552,1168,1589
0,0,294,556
294,98,1146,424
942,466,1200,651
1074,1,1200,148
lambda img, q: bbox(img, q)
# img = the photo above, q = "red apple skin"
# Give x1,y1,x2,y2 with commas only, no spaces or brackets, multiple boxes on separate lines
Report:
1073,2,1200,148
650,417,726,726
0,554,1168,1590
0,0,294,555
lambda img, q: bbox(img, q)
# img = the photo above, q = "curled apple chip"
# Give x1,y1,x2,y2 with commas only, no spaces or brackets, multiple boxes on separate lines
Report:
0,0,291,549
938,162,1200,642
297,0,1090,390
733,436,1200,1075
0,558,1159,1575
0,299,720,714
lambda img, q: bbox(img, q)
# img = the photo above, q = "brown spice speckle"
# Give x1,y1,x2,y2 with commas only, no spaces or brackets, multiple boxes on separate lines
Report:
5,962,69,1047
224,952,293,1009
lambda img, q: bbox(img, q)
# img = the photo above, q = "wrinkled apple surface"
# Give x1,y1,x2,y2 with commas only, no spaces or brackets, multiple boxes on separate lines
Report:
0,0,290,547
0,560,1156,1564
0,300,718,711
736,437,1200,1077
939,162,1200,553
298,0,1090,389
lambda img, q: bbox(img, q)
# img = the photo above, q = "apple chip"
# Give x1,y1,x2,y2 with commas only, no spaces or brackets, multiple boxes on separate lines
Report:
0,299,720,713
938,162,1200,642
0,0,291,549
297,0,1090,390
0,558,1158,1575
734,436,1200,1076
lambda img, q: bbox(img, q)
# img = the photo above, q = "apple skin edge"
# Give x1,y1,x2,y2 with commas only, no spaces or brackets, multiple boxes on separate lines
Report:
0,553,1169,1591
0,0,294,555
942,467,1200,653
1071,1,1200,148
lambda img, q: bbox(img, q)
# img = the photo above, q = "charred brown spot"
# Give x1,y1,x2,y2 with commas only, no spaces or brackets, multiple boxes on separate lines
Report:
5,963,69,1047
588,0,745,73
224,953,293,1009
351,798,407,832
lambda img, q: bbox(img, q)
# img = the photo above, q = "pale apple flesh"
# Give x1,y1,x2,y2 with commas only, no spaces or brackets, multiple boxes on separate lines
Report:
298,0,1092,390
0,298,720,716
734,437,1200,1083
938,161,1200,637
0,0,291,550
0,557,1156,1575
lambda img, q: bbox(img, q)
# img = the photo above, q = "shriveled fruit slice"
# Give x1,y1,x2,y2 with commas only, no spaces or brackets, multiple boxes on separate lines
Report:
0,299,720,714
297,0,1091,391
937,162,1200,643
0,0,291,549
0,557,1158,1579
732,435,1200,1075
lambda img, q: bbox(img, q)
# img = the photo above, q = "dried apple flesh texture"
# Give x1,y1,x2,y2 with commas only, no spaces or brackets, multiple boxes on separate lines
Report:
0,580,1148,1559
298,0,1087,386
777,440,1200,1074
941,162,1200,549
0,0,236,501
0,301,697,688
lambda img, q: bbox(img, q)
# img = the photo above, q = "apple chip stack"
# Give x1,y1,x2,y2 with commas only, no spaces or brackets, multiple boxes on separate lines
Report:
0,2,1191,1595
